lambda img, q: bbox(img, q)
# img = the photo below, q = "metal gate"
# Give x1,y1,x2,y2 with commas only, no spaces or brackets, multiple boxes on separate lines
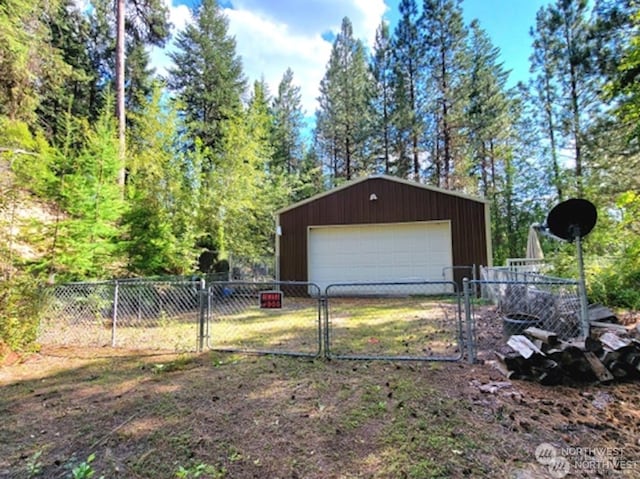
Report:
323,281,463,361
204,281,322,357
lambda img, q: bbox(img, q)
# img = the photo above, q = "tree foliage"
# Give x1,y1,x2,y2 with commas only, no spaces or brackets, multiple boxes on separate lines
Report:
1,0,640,323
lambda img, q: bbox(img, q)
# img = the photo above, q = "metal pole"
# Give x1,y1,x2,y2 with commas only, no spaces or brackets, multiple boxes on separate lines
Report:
575,234,590,338
198,278,206,352
112,281,119,347
463,278,475,364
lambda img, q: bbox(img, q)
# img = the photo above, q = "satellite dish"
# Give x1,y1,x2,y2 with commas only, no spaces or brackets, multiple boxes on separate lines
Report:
546,198,597,242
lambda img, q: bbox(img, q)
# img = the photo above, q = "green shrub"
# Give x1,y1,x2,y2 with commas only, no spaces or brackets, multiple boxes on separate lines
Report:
0,274,44,351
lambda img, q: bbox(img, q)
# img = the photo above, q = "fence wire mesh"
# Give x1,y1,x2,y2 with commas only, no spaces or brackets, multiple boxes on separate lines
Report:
39,278,203,351
467,268,582,363
324,281,462,361
205,281,322,357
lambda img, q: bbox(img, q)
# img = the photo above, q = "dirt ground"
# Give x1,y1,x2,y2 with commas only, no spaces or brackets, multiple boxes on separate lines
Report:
1,343,639,479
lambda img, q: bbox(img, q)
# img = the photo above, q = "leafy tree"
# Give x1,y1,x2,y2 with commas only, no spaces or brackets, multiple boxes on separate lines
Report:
123,84,199,275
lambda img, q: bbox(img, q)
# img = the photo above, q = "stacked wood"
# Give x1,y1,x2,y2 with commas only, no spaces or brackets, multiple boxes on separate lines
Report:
494,323,640,385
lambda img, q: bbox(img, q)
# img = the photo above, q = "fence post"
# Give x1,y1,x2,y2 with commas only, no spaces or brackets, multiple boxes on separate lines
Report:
463,278,475,364
198,278,206,352
322,291,329,360
112,280,119,347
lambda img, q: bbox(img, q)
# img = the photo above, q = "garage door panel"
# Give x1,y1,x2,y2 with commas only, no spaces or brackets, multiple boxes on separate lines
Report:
308,222,453,293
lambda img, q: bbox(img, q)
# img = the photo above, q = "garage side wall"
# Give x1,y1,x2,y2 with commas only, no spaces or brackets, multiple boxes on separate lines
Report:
278,178,489,285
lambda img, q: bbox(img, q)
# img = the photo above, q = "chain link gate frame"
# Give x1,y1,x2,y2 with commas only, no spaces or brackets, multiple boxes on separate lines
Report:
202,281,323,357
322,281,464,361
40,278,472,361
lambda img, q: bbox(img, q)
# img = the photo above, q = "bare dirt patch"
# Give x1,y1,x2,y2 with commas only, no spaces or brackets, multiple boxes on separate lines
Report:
1,345,639,479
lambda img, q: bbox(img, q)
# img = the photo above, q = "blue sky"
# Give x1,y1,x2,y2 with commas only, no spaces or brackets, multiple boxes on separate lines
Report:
155,0,552,115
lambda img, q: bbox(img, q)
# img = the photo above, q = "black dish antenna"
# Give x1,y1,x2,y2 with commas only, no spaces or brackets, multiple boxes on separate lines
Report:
546,198,597,242
544,198,597,337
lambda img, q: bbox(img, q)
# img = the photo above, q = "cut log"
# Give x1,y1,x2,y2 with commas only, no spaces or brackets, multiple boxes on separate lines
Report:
590,321,628,333
494,350,524,371
524,327,559,346
507,335,544,359
583,351,614,383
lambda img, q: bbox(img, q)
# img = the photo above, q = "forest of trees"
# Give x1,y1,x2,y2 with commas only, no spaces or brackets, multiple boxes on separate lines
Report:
1,0,640,347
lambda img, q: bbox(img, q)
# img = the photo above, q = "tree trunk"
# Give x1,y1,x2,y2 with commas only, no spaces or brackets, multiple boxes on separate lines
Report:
116,0,126,190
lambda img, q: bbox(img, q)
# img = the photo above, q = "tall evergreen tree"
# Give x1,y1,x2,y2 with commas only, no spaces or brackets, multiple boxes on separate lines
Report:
529,6,564,201
315,17,373,182
390,0,423,180
529,0,596,197
167,0,245,154
271,68,304,175
370,20,394,175
0,0,72,125
465,20,511,196
420,0,469,189
48,98,124,280
123,84,199,275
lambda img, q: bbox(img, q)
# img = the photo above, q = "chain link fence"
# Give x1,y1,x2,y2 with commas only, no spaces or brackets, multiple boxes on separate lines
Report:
324,281,463,361
205,281,322,356
39,278,204,352
464,267,582,363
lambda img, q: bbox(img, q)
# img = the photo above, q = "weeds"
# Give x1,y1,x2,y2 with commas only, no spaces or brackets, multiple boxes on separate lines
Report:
25,450,42,478
175,462,225,478
67,453,104,479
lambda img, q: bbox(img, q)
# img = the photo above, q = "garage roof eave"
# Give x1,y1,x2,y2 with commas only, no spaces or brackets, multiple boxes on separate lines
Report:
276,174,489,215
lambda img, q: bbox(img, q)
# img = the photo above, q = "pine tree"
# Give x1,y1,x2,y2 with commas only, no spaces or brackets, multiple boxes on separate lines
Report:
420,0,469,189
315,17,373,182
390,0,423,180
271,68,305,175
370,20,394,175
465,20,510,196
167,0,245,153
529,0,597,197
49,97,124,280
529,7,564,201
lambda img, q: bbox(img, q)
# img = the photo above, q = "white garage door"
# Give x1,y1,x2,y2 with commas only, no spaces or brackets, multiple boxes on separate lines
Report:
308,221,453,294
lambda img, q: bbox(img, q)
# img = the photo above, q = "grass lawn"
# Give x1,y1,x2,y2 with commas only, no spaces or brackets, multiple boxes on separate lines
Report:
1,347,639,478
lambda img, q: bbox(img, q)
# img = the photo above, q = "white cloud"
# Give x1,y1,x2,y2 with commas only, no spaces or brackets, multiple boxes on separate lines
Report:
152,0,389,116
224,0,388,114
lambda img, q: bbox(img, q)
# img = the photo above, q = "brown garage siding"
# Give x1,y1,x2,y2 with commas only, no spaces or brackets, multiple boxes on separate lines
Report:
278,177,489,285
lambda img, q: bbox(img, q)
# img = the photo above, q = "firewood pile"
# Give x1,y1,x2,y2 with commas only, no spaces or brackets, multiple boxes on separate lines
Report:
494,314,640,386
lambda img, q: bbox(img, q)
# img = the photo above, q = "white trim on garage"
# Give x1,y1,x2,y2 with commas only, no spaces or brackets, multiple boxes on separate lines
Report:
307,221,453,294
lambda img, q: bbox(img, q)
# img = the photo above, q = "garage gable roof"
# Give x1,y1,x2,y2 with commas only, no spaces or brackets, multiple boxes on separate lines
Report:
276,174,488,215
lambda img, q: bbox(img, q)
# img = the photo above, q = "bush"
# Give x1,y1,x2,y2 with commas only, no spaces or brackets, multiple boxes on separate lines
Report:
588,257,640,310
0,274,44,351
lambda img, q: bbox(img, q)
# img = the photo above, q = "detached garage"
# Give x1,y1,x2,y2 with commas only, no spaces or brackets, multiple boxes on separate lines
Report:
275,175,492,291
